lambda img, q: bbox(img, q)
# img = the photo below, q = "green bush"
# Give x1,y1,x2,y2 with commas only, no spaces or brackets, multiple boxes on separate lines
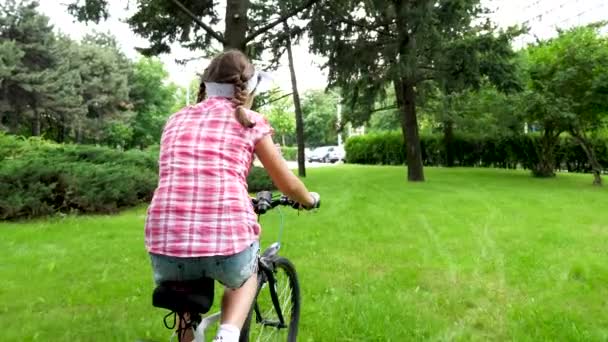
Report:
281,146,297,161
247,166,276,192
0,133,157,168
0,157,158,220
345,131,608,173
35,144,158,170
0,133,276,220
552,137,608,172
345,132,405,165
0,134,57,161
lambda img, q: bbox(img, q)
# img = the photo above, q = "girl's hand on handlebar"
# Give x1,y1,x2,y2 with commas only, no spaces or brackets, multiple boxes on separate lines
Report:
293,192,320,210
308,192,321,209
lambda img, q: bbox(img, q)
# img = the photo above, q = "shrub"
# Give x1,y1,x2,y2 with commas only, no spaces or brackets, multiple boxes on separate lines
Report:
281,146,297,161
345,132,405,165
247,166,276,192
0,133,276,220
0,133,58,161
0,157,158,220
344,131,608,173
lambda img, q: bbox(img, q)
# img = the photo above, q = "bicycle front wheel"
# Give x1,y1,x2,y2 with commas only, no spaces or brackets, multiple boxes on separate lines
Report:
242,257,300,342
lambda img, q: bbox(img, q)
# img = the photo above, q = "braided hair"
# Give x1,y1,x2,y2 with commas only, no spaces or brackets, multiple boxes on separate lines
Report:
197,50,255,128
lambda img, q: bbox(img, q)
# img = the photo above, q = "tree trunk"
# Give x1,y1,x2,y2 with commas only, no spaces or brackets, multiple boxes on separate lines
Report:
0,87,8,131
443,119,455,167
284,21,306,177
571,130,603,186
394,78,424,182
31,106,41,136
8,107,20,134
57,113,68,143
441,94,455,167
533,153,555,177
75,121,83,143
224,0,250,50
58,126,66,143
532,129,559,178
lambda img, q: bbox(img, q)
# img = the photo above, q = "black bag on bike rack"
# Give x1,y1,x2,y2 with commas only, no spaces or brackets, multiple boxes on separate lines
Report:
152,278,215,314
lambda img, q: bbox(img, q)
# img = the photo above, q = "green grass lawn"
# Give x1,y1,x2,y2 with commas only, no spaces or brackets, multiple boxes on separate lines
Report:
2,166,608,341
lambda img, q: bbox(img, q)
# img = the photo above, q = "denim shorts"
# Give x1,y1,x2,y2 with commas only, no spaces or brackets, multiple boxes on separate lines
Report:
149,241,259,289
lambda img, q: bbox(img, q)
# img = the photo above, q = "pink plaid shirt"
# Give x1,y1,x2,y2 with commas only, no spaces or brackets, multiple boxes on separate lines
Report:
145,97,273,257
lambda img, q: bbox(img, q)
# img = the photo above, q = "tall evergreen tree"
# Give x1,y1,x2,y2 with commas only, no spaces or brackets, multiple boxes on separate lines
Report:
309,0,521,181
75,33,131,143
0,0,56,136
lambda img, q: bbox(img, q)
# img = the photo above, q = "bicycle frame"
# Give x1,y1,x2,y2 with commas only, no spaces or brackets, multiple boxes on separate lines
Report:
191,312,221,341
187,242,285,342
253,243,288,329
165,192,304,341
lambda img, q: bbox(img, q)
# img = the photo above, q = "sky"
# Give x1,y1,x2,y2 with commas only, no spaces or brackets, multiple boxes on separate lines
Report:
37,0,607,91
486,0,607,48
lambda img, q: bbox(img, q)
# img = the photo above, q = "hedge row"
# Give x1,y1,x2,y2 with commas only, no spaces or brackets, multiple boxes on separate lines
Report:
0,134,275,220
281,146,297,161
0,158,158,219
344,132,608,172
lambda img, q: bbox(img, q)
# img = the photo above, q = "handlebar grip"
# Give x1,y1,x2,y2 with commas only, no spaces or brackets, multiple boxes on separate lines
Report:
255,191,273,214
293,192,320,210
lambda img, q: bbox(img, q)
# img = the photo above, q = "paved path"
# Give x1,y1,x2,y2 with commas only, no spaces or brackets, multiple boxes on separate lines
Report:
253,160,342,169
285,161,341,169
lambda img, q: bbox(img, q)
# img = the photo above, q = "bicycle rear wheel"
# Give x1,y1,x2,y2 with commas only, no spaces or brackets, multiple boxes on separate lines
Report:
241,257,300,342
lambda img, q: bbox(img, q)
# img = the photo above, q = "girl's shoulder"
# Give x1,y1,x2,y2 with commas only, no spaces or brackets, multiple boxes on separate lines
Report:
244,108,274,143
243,107,268,125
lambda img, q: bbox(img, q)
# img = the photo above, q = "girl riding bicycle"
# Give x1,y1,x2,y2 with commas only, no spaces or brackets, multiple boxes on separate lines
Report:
145,50,319,342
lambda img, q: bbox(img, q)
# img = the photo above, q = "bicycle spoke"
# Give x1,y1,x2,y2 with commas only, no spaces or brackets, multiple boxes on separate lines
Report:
249,263,295,342
278,271,293,316
256,317,280,342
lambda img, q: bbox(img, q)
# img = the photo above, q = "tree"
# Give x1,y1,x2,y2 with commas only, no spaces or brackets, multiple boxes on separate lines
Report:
517,89,565,178
434,26,523,166
309,0,520,181
266,97,295,146
0,1,94,141
301,89,339,147
0,39,22,132
526,24,608,185
282,18,307,176
0,2,184,146
67,0,320,55
0,0,57,136
363,85,400,133
416,77,523,166
69,0,322,176
42,35,87,142
439,84,522,137
368,109,400,133
171,78,201,113
75,33,132,144
128,57,177,148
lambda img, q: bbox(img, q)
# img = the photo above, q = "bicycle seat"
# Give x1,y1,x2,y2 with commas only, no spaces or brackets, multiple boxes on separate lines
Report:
152,278,214,314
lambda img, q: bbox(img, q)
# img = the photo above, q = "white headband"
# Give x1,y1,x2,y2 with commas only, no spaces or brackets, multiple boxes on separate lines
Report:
204,70,273,98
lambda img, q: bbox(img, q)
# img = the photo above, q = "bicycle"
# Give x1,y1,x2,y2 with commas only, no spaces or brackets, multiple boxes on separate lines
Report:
151,191,312,342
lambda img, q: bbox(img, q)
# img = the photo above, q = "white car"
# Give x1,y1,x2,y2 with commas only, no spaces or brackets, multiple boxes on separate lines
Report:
308,146,342,163
304,148,312,160
328,146,345,163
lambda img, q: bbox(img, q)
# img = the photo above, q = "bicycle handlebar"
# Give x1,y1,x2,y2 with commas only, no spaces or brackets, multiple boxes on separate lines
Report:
251,191,296,215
